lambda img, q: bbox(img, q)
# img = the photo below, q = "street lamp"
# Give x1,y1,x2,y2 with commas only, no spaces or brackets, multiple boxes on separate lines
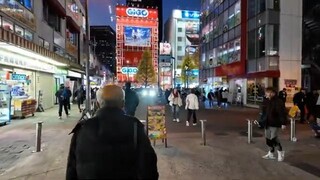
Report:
126,60,130,82
185,66,189,88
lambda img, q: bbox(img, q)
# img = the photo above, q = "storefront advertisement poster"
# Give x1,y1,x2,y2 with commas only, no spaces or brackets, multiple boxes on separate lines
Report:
147,106,166,140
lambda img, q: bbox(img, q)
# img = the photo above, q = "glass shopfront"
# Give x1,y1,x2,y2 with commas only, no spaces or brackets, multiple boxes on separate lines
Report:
246,77,277,105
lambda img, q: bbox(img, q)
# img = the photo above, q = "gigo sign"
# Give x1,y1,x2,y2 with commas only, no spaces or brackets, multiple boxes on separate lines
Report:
121,67,138,74
126,8,149,18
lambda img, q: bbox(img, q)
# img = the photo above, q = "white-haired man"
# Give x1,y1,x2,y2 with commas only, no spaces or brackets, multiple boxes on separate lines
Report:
66,84,158,179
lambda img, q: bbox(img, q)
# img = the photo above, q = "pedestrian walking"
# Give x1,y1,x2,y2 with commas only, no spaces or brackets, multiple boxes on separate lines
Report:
293,88,306,123
185,89,199,126
278,88,287,103
75,85,85,113
66,84,159,179
124,82,139,116
66,86,72,111
164,88,171,104
168,88,183,122
222,89,229,107
55,85,69,119
207,90,215,108
262,87,286,162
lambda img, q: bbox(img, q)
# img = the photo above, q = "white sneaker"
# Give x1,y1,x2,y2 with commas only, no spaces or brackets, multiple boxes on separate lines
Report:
262,151,276,160
176,118,180,123
173,119,176,122
59,116,62,119
193,123,197,126
277,150,285,162
186,121,190,126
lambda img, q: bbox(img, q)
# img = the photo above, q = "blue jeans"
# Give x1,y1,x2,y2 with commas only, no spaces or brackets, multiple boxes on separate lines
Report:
310,123,320,135
171,105,179,119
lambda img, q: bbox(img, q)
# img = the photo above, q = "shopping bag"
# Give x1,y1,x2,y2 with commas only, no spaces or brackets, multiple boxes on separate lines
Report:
289,105,299,118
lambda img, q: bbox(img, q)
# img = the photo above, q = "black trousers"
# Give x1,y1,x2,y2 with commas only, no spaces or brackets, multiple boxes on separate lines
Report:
187,109,197,123
298,105,305,122
59,102,69,117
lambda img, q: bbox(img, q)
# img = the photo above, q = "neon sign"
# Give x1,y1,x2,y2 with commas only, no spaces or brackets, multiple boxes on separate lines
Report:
181,10,200,19
126,8,149,18
121,67,138,74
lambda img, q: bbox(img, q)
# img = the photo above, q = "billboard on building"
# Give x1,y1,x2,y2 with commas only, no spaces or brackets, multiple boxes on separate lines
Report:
124,26,151,47
159,43,171,55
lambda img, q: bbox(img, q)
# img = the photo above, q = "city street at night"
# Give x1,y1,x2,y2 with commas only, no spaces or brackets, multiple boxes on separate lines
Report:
0,97,319,180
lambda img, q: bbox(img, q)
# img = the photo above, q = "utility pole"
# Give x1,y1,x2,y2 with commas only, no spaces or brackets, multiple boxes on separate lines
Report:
85,0,91,111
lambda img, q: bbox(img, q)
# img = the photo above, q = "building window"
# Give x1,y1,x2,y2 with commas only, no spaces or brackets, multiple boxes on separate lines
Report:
39,37,50,50
43,0,61,32
25,30,33,41
3,19,13,31
248,30,256,59
257,26,266,58
15,25,24,37
67,29,78,46
177,37,183,42
178,28,182,32
16,0,33,10
266,24,279,56
178,46,182,51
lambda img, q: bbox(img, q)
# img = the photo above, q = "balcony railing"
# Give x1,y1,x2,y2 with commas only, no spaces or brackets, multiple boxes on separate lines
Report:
0,27,82,69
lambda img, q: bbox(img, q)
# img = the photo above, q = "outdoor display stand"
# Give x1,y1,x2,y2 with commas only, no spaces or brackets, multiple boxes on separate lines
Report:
146,105,167,148
0,83,11,125
13,99,37,118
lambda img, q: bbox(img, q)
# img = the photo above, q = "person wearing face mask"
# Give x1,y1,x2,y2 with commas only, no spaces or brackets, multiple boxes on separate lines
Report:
262,87,287,162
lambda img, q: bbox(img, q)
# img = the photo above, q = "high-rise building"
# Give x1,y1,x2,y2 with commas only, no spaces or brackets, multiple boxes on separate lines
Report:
126,0,163,42
0,0,88,109
200,0,302,107
302,0,320,90
164,10,200,87
90,26,116,74
116,5,159,83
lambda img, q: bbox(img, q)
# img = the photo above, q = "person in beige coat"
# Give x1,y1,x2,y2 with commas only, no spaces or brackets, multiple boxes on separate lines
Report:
168,88,183,122
185,89,199,126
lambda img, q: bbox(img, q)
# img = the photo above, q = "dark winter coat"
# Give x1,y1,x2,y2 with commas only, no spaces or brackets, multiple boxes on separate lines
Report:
265,96,287,128
305,92,317,117
125,89,139,115
278,90,287,102
55,88,65,104
66,106,158,180
258,97,269,128
293,92,306,107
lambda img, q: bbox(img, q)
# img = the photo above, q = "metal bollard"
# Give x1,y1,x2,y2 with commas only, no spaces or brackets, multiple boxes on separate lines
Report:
200,120,207,146
290,118,297,142
247,119,253,144
34,121,43,152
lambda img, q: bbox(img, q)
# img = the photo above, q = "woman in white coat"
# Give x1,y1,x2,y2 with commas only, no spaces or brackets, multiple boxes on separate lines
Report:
168,88,183,122
185,89,199,126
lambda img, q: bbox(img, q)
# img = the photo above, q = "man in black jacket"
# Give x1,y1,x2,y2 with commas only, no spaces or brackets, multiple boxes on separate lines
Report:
124,82,140,116
293,88,306,123
262,87,287,162
66,85,158,180
278,88,287,103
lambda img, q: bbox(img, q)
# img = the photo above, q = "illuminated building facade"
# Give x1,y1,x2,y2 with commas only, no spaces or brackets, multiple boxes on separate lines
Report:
116,5,159,83
200,0,302,107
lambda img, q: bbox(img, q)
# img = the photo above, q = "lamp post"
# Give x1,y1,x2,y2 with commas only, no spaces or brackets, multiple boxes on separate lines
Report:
185,66,189,88
85,0,91,111
126,60,130,82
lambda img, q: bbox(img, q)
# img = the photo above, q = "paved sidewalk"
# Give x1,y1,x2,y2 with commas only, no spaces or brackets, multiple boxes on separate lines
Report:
0,103,319,180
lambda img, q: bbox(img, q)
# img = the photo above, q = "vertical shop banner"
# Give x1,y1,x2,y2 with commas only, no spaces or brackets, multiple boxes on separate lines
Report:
147,106,166,141
284,79,298,104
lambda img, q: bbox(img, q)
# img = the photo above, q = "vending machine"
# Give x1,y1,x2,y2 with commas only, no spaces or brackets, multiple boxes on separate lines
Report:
0,83,11,125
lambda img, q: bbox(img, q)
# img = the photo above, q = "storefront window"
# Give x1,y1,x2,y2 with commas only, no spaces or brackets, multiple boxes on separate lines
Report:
247,78,267,105
25,30,33,41
228,4,236,29
3,19,13,31
15,25,24,37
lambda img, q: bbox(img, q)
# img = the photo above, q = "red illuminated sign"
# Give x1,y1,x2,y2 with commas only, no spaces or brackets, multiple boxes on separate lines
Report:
116,6,158,19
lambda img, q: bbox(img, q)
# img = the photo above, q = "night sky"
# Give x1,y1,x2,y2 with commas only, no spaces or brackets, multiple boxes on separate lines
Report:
89,0,200,29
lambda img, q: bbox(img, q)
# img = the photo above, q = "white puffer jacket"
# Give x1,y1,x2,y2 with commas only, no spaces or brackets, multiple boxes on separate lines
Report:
185,93,199,110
